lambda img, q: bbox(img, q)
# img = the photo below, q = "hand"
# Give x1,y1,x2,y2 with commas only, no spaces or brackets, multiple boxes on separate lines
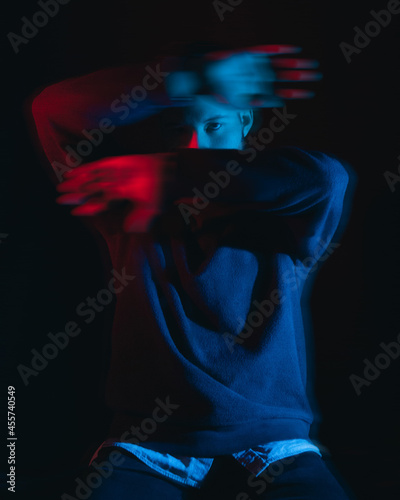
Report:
165,45,321,109
56,154,175,232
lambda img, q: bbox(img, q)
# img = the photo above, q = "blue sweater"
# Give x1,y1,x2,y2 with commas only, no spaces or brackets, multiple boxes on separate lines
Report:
30,68,351,458
97,147,350,456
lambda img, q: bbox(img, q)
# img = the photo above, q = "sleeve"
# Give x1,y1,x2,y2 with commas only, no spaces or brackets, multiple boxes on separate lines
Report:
169,147,354,263
28,61,170,184
27,60,171,235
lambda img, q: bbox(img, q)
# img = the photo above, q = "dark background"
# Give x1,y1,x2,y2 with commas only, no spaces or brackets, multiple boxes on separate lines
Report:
2,0,400,498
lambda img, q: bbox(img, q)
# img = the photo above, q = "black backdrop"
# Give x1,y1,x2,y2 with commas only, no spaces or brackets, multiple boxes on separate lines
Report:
2,0,400,498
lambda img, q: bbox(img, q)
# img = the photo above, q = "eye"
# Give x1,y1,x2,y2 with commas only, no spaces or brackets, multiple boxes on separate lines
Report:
205,122,221,132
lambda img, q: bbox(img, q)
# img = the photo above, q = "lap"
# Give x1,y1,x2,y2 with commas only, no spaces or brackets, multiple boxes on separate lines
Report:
63,447,197,500
235,452,353,500
196,452,353,500
64,448,353,500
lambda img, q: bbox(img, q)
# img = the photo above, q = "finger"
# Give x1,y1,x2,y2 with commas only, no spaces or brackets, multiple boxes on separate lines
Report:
275,70,322,81
206,45,302,61
245,45,302,55
63,166,100,180
57,181,96,194
57,181,85,193
57,173,95,192
271,58,319,69
62,169,113,183
57,175,110,193
71,201,108,216
63,165,143,184
275,89,315,99
63,157,119,177
56,193,89,205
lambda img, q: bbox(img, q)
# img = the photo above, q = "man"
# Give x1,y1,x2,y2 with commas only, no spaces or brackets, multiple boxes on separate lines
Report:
30,45,355,499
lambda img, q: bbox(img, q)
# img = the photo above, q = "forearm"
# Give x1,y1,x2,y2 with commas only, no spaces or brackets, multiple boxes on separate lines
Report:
169,147,348,213
29,60,171,182
165,147,351,261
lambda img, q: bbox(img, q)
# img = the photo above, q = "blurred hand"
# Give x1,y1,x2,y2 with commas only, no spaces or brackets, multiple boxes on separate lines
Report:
56,154,175,232
165,45,321,109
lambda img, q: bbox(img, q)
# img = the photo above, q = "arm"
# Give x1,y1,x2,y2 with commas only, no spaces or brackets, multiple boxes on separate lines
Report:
30,46,346,257
57,146,352,263
28,60,171,185
170,146,352,262
28,45,319,185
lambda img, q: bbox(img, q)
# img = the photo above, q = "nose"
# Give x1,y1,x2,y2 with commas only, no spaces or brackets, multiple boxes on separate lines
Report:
183,130,199,149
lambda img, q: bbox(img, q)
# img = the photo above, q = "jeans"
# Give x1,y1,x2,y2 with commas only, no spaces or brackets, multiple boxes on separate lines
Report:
64,447,355,499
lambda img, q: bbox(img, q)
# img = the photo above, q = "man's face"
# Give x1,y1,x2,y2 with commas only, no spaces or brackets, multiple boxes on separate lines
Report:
160,96,253,150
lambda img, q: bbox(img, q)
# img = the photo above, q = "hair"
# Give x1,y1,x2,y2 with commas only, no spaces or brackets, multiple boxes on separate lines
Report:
158,40,263,148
